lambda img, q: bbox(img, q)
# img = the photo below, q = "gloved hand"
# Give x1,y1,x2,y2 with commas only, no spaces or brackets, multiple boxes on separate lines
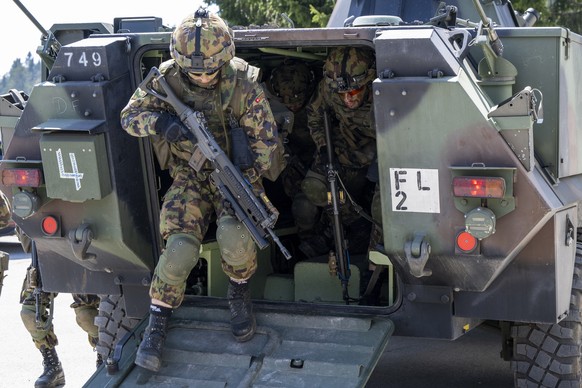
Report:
155,112,192,143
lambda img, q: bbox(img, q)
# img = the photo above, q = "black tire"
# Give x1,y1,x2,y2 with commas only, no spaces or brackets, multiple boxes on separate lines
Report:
510,243,582,387
95,294,141,359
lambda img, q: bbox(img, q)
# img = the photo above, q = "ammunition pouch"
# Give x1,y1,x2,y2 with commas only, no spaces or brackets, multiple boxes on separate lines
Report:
231,126,255,170
151,134,172,170
262,133,287,182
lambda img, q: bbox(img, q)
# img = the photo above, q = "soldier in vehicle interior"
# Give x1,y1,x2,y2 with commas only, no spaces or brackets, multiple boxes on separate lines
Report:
301,46,385,297
264,59,328,258
120,9,279,372
0,194,100,388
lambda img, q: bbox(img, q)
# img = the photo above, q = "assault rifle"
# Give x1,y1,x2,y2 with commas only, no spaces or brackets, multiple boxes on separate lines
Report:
28,240,53,329
323,112,351,304
140,67,291,260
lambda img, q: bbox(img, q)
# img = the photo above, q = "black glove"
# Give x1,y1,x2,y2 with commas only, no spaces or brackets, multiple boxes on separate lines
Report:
155,112,191,143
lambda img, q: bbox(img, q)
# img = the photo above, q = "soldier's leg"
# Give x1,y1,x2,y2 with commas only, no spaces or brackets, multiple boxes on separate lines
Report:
20,276,65,387
0,250,8,297
136,168,210,372
71,294,102,367
297,169,333,257
216,207,258,342
360,184,386,305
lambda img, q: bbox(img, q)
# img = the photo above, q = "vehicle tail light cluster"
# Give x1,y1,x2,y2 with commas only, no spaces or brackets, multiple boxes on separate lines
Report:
2,168,42,187
452,176,505,198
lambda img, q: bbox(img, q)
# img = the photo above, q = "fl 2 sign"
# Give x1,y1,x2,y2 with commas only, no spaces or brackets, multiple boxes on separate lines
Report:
389,168,440,213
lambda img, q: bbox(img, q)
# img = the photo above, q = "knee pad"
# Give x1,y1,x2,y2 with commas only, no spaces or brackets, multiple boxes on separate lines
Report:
301,170,328,207
20,306,53,343
74,306,98,338
156,233,201,285
292,192,319,231
20,305,39,335
371,188,382,225
216,215,256,267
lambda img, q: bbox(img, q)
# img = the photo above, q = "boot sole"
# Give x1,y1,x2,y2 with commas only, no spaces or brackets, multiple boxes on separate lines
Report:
34,376,65,388
135,353,161,372
233,317,257,343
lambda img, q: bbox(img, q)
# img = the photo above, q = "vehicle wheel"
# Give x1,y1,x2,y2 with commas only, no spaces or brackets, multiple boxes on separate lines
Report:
510,242,582,387
95,294,141,359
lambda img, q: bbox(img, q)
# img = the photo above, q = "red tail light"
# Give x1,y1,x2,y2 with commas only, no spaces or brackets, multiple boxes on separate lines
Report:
41,216,59,236
456,231,478,253
452,176,505,198
2,169,42,187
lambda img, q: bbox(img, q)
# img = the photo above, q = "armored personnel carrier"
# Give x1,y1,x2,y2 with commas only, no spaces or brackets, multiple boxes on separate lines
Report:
2,0,581,386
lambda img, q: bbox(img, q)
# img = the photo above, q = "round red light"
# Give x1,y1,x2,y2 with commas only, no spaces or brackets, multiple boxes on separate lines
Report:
456,231,477,253
41,216,59,235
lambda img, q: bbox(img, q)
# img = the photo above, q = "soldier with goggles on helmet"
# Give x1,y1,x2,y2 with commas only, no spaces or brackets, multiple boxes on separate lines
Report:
299,47,384,301
120,9,279,372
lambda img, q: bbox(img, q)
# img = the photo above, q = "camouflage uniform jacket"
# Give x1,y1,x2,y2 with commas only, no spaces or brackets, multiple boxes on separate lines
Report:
306,80,376,169
120,57,278,183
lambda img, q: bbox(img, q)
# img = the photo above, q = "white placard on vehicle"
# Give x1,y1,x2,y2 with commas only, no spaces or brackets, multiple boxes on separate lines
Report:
389,168,440,213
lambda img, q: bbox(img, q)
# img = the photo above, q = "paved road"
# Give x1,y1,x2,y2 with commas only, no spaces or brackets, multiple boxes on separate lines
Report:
0,237,513,387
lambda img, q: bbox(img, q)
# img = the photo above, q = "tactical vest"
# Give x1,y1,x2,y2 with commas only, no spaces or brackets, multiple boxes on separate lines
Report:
151,58,284,181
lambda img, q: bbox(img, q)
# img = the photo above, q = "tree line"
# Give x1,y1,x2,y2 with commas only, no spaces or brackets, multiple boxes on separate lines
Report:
2,0,580,95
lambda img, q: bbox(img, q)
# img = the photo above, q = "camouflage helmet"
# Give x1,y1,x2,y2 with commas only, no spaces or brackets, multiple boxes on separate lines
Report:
170,8,235,73
270,59,314,107
323,47,375,92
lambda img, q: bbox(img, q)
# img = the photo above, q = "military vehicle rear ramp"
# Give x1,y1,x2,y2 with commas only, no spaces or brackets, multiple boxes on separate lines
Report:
84,298,394,387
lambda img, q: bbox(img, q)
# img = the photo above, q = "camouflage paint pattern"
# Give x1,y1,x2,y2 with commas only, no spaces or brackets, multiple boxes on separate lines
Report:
0,194,9,296
150,165,259,306
268,60,317,198
323,47,376,93
0,192,10,229
120,58,278,183
121,43,275,305
300,47,379,251
170,12,235,73
270,59,315,108
307,83,376,168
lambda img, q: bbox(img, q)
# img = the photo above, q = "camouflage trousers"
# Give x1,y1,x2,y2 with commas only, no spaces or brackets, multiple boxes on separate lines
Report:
20,274,100,350
152,165,258,306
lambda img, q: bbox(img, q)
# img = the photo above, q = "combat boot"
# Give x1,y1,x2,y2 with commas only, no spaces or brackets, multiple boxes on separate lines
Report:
134,306,171,372
227,279,256,342
96,353,104,368
35,346,65,388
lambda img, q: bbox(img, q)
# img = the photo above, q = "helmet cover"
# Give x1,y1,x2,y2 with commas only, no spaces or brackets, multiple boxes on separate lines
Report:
170,8,235,73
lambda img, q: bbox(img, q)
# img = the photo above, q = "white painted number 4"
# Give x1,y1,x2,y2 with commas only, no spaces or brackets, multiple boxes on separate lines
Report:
56,149,84,191
389,168,440,213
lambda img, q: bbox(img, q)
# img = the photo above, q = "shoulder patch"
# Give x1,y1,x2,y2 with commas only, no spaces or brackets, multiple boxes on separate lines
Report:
255,94,265,104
